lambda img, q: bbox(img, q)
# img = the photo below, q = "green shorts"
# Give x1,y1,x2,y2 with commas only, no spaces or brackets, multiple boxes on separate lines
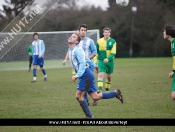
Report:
98,59,114,74
172,74,175,91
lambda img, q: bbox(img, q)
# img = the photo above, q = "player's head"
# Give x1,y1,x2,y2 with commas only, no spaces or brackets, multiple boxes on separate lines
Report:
103,27,111,39
79,24,88,38
33,32,39,40
163,25,175,40
68,33,81,45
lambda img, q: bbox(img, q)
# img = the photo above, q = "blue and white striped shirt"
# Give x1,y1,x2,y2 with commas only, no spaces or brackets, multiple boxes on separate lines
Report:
78,37,97,60
32,39,45,56
69,45,96,78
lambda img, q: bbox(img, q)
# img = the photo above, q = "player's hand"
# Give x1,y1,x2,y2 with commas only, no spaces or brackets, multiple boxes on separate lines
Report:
169,72,174,78
38,55,42,58
62,60,67,65
94,67,99,73
72,75,78,82
103,58,108,63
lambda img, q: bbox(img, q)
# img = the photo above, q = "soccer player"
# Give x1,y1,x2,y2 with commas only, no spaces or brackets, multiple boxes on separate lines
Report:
163,25,175,100
62,24,97,105
67,33,123,118
27,43,33,72
31,32,47,83
94,27,117,93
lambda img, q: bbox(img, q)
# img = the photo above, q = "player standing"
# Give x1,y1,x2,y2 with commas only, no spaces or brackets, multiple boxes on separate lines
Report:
27,43,33,72
68,33,123,118
94,27,117,93
163,25,175,99
31,32,47,83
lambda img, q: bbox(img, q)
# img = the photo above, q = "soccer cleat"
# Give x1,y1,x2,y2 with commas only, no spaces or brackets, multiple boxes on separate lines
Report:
44,77,47,82
92,100,98,106
116,89,123,104
85,116,94,119
31,80,36,83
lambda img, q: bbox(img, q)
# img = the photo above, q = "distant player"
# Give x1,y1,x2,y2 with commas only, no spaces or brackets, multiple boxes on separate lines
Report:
67,33,123,118
31,32,47,83
163,25,175,99
27,43,33,72
62,24,97,106
94,27,117,93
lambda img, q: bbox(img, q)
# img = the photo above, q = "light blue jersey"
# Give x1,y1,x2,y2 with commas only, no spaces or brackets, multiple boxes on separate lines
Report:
32,39,45,56
68,45,96,78
79,37,97,60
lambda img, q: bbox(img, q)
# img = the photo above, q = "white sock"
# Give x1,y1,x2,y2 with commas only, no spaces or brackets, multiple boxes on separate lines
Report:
33,77,36,80
44,75,47,78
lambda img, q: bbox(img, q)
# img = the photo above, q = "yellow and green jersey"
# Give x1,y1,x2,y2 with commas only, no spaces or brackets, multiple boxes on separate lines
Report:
94,37,116,63
171,38,175,71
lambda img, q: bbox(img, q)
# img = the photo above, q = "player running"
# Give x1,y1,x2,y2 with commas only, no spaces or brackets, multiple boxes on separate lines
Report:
67,33,123,118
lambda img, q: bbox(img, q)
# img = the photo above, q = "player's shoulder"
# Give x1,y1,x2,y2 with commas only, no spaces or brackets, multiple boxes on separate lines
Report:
172,38,175,44
74,46,84,54
109,37,116,43
97,37,105,43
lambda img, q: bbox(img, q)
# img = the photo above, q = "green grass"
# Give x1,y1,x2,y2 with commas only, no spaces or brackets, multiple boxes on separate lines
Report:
0,57,175,131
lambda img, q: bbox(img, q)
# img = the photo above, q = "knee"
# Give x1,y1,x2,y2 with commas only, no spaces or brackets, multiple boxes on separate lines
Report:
98,74,104,79
76,96,82,102
171,92,175,100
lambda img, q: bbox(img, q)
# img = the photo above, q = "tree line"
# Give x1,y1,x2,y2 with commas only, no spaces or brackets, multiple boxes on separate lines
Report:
0,0,175,57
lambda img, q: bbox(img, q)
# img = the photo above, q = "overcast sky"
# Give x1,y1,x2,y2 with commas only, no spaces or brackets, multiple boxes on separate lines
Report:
0,0,109,11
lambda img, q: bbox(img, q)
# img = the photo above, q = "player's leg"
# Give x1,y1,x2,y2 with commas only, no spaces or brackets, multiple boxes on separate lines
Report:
31,55,37,82
39,57,47,81
171,75,175,100
72,68,76,75
28,56,32,72
76,90,93,118
84,92,89,106
89,78,123,104
89,89,123,104
105,60,114,91
76,69,93,118
97,60,106,93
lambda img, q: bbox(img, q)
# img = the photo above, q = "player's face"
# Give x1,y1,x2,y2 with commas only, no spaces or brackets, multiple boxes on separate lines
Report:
103,30,111,39
68,34,78,44
34,35,39,40
79,27,87,38
163,30,168,39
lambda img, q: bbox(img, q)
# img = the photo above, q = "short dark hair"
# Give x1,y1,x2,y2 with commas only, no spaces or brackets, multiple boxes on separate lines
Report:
164,25,175,38
33,32,39,38
79,24,88,30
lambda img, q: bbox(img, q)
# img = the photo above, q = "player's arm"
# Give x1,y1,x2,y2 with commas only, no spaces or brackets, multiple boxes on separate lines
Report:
62,51,69,65
27,46,29,53
171,42,175,74
41,40,45,56
85,56,98,73
72,49,86,81
88,39,97,59
93,43,99,64
106,42,117,62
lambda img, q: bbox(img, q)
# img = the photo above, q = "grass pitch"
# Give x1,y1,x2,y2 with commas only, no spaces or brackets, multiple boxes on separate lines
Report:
0,57,175,132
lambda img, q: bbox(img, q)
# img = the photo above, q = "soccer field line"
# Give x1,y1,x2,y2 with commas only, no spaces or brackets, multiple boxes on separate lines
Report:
0,60,72,71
